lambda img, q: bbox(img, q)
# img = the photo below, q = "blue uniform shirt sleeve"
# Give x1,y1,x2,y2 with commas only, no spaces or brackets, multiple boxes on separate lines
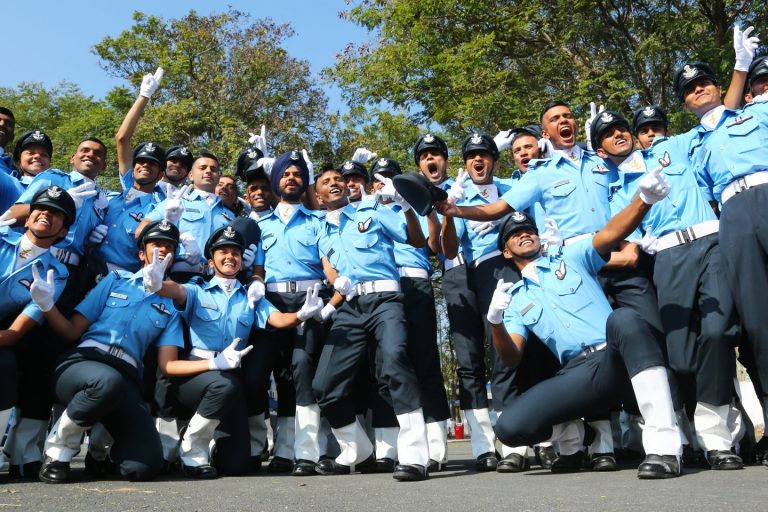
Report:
254,297,278,329
145,200,165,223
155,313,185,349
570,238,608,276
181,282,200,317
503,305,529,340
375,204,408,244
501,167,542,211
74,273,117,322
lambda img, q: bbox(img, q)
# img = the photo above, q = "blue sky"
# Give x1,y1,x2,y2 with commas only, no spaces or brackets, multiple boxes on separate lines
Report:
1,0,370,112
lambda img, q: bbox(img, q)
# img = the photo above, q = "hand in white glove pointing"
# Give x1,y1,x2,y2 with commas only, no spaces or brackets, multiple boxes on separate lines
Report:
486,279,514,325
139,67,164,99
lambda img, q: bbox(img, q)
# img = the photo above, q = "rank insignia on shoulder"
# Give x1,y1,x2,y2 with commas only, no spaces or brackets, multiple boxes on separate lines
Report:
151,303,171,315
357,217,372,233
555,260,567,280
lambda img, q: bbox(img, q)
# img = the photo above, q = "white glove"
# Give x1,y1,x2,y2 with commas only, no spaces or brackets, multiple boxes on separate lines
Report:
493,130,516,152
88,224,109,244
139,67,164,99
302,149,315,185
469,219,499,236
164,184,189,224
487,279,515,325
208,339,254,371
179,232,201,264
540,218,562,252
538,138,554,158
296,283,324,321
584,102,605,151
753,91,768,103
351,147,377,164
448,169,468,201
248,125,269,157
374,173,412,212
314,302,337,322
242,243,257,268
30,265,56,313
67,182,98,209
143,247,171,294
334,275,357,301
637,165,671,205
734,25,760,72
639,230,659,255
247,280,265,309
0,211,16,227
256,157,275,177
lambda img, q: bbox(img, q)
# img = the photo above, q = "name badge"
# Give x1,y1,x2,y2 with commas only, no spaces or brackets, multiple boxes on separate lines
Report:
520,302,534,315
201,302,218,311
109,292,128,300
187,208,200,213
553,179,570,188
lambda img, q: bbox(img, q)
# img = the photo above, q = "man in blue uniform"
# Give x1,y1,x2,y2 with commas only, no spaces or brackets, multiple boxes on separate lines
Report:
0,107,16,178
312,166,431,481
11,130,54,189
490,167,683,479
632,106,669,150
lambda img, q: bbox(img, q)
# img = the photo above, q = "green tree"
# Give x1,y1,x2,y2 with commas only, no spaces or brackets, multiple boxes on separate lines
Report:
93,9,330,171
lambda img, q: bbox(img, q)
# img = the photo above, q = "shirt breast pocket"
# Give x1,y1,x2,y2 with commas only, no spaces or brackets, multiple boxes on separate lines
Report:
726,118,762,152
552,269,589,312
548,180,576,199
182,208,206,223
352,230,379,250
520,302,553,341
146,306,171,331
261,236,277,252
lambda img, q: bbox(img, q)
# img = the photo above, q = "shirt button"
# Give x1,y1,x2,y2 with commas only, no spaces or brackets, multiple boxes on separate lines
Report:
570,288,574,292
591,208,595,212
112,224,117,228
110,301,116,305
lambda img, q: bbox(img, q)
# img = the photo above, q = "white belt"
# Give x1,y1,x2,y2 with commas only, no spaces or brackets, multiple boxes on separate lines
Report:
190,347,218,360
443,252,466,271
52,248,80,266
562,233,595,247
79,340,137,368
472,250,501,268
266,279,323,293
398,267,429,279
721,171,768,204
574,342,607,360
354,279,400,295
655,220,719,252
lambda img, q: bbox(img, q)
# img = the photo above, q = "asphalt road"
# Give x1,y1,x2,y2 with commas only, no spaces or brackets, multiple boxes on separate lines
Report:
1,441,765,512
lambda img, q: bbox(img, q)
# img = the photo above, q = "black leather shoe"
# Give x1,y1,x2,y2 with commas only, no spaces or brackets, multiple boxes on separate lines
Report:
535,445,557,469
392,463,427,481
84,452,116,476
707,450,743,470
316,454,375,475
637,454,680,479
427,459,445,472
267,455,294,473
497,453,528,473
754,436,768,466
315,456,335,474
292,459,317,476
615,448,644,463
475,451,498,472
249,455,263,473
550,451,584,473
181,462,218,479
590,453,618,472
681,444,707,468
367,457,396,474
39,457,72,484
9,461,42,480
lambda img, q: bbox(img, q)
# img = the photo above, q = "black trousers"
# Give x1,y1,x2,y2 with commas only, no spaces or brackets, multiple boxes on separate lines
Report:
174,367,250,475
653,234,737,406
495,309,665,448
53,348,163,481
0,347,17,410
313,292,422,428
719,184,768,398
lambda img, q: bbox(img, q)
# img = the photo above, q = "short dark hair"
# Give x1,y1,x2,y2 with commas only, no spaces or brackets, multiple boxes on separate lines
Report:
316,166,342,181
0,107,15,120
540,101,571,122
194,151,219,166
78,136,107,157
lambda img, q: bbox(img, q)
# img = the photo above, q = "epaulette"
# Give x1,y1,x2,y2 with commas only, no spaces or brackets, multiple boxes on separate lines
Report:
527,158,550,170
113,269,132,279
357,197,379,211
188,275,206,286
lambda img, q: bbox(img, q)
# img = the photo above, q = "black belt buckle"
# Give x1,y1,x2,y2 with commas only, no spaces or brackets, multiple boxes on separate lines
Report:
107,345,123,359
289,281,297,293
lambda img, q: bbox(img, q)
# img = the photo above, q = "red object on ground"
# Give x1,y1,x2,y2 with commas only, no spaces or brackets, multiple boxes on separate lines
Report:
454,422,464,439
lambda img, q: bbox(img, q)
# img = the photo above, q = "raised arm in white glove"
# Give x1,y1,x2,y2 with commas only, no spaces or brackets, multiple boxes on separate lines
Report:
734,25,760,72
448,169,468,201
374,173,412,212
247,280,265,309
139,67,164,99
209,339,254,371
351,147,377,165
540,218,562,252
180,232,201,264
30,265,56,313
637,153,671,205
538,138,554,158
334,275,357,301
0,211,15,227
296,283,324,321
256,157,275,177
493,130,516,152
248,125,269,157
67,182,98,209
487,279,515,325
164,184,189,224
302,149,315,185
584,102,605,151
143,247,171,294
88,224,109,245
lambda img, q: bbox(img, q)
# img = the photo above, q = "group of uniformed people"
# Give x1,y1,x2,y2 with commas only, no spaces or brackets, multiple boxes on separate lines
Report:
1,23,768,484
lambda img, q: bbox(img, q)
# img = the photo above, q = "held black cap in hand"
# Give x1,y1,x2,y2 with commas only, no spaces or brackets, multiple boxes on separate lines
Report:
229,217,261,248
235,144,265,180
498,211,538,252
392,172,448,216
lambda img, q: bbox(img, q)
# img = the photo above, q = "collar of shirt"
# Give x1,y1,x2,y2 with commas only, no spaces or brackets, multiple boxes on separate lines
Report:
465,180,498,202
699,105,726,131
69,170,93,185
206,276,243,294
277,201,301,223
520,259,540,284
250,208,274,221
325,209,342,226
555,145,582,166
617,150,647,175
124,187,149,205
14,233,48,270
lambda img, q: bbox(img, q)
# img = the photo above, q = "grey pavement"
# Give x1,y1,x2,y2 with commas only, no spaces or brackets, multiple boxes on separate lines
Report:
1,441,765,512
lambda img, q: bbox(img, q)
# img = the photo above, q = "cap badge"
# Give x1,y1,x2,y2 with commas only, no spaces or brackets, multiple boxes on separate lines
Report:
32,130,44,141
682,65,697,80
290,150,300,161
470,133,482,144
247,149,258,159
343,161,354,171
223,226,236,239
423,134,435,143
600,112,614,123
179,147,189,156
511,212,526,222
145,143,156,153
643,106,655,117
48,186,63,199
377,158,388,167
158,220,171,231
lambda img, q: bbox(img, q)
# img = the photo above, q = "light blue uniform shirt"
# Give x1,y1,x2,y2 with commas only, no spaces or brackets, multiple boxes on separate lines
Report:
92,189,163,271
503,239,612,364
390,203,432,273
0,167,22,212
455,178,511,262
0,153,18,179
120,171,169,199
17,169,107,257
501,151,617,239
691,103,768,203
75,270,183,367
608,138,716,238
256,205,325,282
182,276,276,352
508,169,548,233
146,189,235,268
0,228,68,323
318,199,407,282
